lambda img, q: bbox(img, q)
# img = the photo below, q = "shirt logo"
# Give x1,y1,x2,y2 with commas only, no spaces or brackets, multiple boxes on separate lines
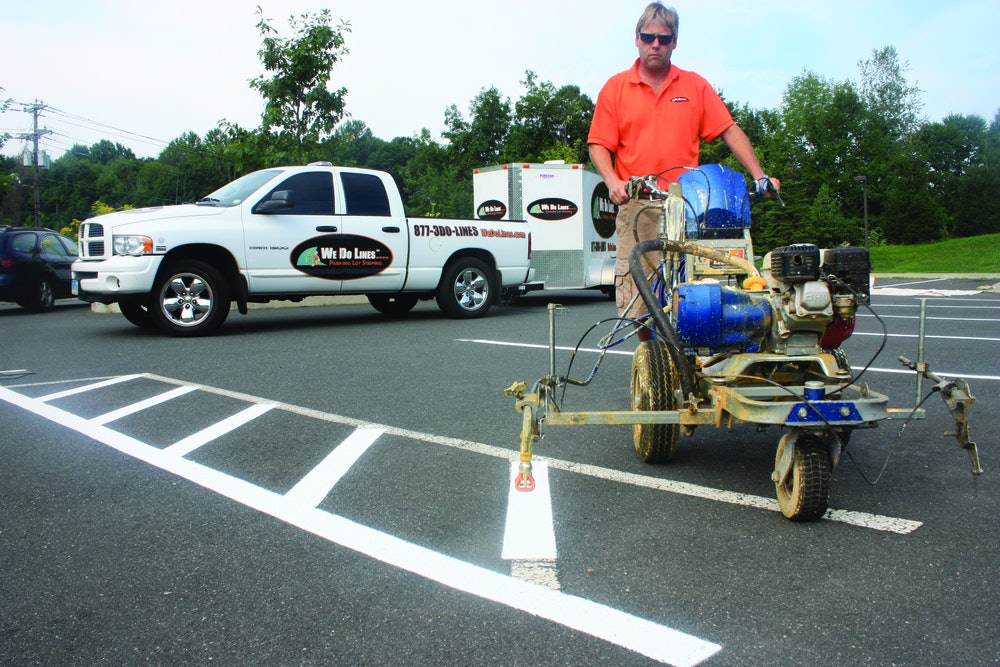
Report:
671,97,689,103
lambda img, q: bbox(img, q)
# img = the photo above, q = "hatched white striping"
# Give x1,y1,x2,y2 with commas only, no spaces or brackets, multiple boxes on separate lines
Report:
284,428,384,507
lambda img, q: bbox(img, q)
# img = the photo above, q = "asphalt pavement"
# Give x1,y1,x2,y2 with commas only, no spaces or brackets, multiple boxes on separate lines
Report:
1,279,997,666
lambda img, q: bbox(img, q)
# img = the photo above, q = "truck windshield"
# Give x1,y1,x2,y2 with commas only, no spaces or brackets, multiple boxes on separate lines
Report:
197,169,284,207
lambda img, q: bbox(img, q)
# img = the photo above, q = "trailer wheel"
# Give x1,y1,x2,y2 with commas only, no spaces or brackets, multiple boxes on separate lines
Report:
774,433,831,521
367,294,418,315
149,260,231,336
436,257,495,318
630,340,679,463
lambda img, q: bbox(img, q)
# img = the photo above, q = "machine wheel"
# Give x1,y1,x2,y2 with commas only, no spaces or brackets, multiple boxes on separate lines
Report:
149,260,231,336
367,294,418,315
18,274,56,312
630,340,679,463
119,302,155,329
436,257,496,319
774,433,832,521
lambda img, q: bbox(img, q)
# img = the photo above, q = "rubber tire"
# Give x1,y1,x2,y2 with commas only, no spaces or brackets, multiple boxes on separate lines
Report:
436,257,496,319
149,260,231,337
367,294,418,315
119,302,156,329
630,340,679,463
775,433,832,521
19,274,56,312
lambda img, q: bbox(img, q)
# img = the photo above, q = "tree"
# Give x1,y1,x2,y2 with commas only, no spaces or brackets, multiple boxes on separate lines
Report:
248,7,351,163
504,71,594,164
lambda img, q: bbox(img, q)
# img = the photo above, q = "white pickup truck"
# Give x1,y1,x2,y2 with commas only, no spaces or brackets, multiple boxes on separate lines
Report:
73,163,532,336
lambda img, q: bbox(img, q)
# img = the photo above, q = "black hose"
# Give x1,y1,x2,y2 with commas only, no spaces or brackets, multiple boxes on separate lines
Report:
628,238,698,402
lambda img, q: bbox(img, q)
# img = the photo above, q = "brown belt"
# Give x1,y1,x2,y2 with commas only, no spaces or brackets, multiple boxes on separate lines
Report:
636,192,663,201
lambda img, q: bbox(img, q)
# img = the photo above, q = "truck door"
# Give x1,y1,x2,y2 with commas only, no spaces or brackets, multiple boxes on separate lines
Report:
241,171,343,293
333,171,407,293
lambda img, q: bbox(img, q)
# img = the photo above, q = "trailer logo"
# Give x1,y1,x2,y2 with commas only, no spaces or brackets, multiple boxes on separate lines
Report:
291,234,393,280
527,197,577,221
591,182,617,239
476,199,507,220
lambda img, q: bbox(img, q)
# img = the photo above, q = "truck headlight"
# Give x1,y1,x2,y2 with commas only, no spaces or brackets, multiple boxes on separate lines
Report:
113,235,154,256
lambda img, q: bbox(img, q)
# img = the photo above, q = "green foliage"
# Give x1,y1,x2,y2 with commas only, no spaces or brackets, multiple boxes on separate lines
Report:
247,6,351,163
61,200,134,239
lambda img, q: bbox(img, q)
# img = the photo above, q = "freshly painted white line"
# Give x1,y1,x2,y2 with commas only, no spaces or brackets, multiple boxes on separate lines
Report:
142,374,928,531
502,461,557,560
502,461,561,589
0,386,722,667
859,313,1000,322
9,373,928,531
90,385,200,425
163,403,276,458
284,428,384,507
850,331,1000,343
539,458,923,535
852,365,1000,382
873,303,1000,310
36,374,145,402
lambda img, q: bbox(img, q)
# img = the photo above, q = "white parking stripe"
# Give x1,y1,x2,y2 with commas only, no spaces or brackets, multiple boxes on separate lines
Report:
36,374,145,402
90,385,200,425
143,374,929,531
0,386,723,667
284,428,384,507
163,403,276,457
502,461,560,589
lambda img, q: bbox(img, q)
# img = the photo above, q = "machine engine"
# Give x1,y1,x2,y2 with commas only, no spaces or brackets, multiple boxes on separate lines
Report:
671,244,870,356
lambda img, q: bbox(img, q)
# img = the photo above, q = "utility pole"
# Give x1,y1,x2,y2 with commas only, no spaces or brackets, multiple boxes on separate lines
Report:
20,101,52,226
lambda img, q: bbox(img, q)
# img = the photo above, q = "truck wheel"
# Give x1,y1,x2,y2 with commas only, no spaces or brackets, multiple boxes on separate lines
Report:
436,257,496,319
119,302,155,329
368,294,418,315
630,340,679,463
18,274,56,312
150,260,231,336
774,432,831,521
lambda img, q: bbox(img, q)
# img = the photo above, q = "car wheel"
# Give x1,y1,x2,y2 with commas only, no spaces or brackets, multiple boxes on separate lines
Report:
19,275,56,312
119,302,156,329
149,260,231,336
435,257,496,319
367,294,419,315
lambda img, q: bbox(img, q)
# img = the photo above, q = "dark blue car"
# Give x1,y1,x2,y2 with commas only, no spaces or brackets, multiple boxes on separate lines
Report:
0,226,79,311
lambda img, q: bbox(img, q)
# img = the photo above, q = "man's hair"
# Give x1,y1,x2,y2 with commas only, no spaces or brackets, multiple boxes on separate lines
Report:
636,2,679,36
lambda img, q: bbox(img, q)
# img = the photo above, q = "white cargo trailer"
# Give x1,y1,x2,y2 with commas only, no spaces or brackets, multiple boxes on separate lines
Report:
473,162,618,295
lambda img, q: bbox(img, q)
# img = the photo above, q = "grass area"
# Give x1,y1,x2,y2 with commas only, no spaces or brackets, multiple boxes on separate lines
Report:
868,233,1000,274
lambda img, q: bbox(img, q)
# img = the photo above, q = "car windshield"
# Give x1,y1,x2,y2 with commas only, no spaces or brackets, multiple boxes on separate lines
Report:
197,169,284,207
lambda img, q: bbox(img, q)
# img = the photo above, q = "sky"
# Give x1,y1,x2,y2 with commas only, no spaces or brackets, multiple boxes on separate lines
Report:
3,0,999,160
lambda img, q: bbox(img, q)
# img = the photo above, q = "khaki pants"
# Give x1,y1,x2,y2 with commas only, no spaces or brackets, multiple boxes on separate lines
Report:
615,199,665,319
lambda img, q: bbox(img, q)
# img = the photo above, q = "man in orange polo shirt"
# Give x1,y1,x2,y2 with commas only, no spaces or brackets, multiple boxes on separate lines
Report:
588,2,776,338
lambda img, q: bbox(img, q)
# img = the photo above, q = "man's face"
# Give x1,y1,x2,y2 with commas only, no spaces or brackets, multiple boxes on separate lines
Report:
635,20,676,71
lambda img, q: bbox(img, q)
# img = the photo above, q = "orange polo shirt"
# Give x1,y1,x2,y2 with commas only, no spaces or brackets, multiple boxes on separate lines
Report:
588,60,734,182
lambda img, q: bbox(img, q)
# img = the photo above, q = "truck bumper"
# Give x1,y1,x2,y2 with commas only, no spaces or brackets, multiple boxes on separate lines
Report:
72,256,163,301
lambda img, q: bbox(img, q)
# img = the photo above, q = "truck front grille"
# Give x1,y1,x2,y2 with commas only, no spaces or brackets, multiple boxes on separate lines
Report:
79,222,107,259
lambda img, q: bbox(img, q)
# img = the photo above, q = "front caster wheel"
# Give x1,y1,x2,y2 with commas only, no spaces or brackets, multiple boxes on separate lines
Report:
774,431,832,521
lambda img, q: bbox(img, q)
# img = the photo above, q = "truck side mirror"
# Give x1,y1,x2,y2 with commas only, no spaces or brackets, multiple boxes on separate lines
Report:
255,190,294,213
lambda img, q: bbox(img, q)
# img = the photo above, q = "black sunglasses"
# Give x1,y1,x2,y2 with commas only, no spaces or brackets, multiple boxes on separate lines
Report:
638,32,675,45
